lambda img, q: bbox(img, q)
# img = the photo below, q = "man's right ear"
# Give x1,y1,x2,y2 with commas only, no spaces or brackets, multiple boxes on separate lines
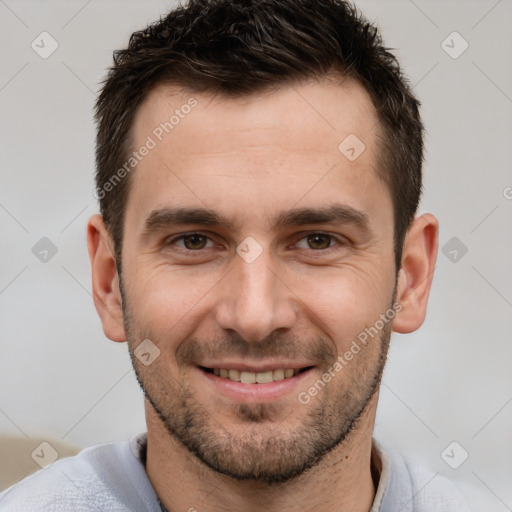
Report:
87,214,126,342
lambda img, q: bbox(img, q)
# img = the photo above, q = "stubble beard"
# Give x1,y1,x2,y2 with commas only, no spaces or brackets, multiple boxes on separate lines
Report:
121,278,394,484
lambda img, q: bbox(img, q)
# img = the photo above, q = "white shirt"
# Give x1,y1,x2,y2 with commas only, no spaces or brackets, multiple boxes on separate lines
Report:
0,433,474,511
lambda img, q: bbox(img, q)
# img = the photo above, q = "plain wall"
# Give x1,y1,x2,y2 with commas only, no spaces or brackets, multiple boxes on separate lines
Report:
0,0,511,509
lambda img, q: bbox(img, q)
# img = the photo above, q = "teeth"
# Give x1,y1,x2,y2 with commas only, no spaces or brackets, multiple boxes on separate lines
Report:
256,371,273,384
228,369,241,381
273,369,285,381
240,371,256,384
212,368,303,384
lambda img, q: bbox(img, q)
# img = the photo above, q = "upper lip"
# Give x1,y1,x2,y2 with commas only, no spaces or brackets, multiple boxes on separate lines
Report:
198,361,315,373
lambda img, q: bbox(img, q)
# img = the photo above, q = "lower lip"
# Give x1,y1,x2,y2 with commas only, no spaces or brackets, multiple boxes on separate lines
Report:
199,367,315,403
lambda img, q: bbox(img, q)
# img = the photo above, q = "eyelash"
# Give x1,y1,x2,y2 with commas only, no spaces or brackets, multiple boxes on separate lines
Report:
166,231,346,254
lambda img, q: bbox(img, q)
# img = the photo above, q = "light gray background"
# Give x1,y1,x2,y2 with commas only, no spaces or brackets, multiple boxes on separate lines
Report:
0,0,511,509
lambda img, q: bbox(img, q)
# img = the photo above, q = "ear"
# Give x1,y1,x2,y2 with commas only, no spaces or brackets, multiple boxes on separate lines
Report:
392,213,439,334
87,214,126,342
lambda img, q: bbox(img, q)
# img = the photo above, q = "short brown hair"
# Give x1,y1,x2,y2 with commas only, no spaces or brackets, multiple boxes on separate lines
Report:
95,0,423,272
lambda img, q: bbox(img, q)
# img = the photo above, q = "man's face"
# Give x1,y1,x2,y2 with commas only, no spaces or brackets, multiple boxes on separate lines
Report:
120,77,397,482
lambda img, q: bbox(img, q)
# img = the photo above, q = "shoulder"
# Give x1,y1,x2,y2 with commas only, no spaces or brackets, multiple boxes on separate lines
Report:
0,434,159,512
374,440,475,512
403,458,473,511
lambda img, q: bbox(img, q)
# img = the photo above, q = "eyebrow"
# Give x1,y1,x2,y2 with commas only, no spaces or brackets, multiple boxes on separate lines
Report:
142,203,373,237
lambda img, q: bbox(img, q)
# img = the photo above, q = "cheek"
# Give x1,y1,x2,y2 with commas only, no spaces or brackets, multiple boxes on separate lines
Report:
124,242,396,355
287,263,394,347
125,265,223,338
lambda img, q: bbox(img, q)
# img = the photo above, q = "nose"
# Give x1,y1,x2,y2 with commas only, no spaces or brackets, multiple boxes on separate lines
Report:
214,249,298,343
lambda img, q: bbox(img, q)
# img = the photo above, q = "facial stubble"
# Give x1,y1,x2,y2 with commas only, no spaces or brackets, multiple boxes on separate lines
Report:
120,275,395,484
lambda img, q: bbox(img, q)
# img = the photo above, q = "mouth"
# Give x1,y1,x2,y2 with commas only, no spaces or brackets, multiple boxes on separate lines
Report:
200,366,313,384
198,365,316,402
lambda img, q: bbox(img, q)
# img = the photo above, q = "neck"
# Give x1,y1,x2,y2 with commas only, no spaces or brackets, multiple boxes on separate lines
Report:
146,393,379,512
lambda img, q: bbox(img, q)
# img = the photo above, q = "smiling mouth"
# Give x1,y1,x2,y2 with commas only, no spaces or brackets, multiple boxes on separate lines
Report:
200,366,314,384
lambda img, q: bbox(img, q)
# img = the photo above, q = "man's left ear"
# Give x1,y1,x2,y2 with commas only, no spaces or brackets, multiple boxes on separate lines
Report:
392,213,439,334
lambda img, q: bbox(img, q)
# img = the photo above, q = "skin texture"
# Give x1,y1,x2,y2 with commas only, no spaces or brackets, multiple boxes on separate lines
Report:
87,76,438,512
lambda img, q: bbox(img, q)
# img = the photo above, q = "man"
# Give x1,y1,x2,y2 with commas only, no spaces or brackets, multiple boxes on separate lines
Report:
0,0,473,510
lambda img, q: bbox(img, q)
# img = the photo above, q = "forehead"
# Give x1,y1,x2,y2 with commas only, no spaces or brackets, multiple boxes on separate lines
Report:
125,76,390,233
133,76,378,154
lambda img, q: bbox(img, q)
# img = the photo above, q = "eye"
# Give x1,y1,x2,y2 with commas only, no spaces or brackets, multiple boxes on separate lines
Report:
166,231,345,255
294,233,342,251
168,233,216,251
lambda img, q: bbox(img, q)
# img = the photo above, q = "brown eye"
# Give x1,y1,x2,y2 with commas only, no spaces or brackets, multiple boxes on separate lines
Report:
306,234,333,250
168,233,215,251
182,234,208,250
